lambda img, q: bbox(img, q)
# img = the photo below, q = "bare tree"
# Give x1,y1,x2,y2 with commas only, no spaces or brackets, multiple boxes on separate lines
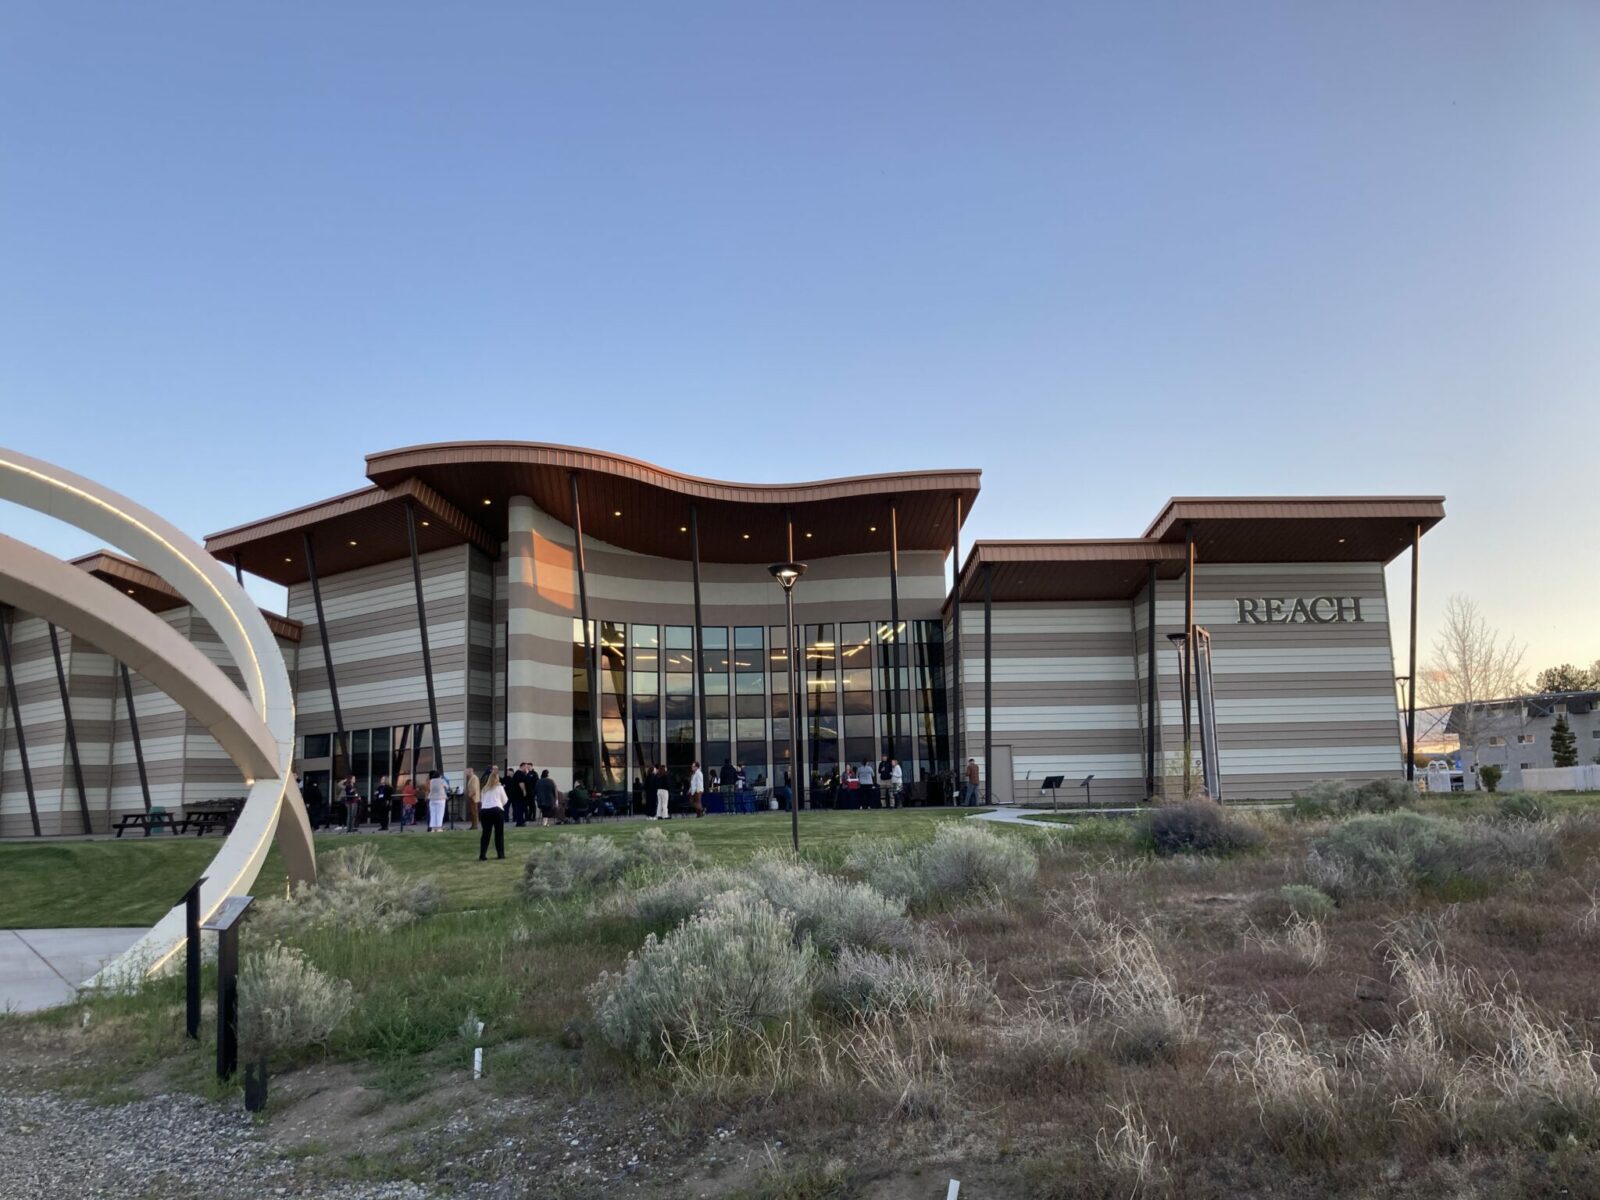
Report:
1417,594,1527,783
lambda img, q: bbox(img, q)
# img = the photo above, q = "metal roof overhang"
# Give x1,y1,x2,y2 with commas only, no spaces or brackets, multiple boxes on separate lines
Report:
1143,497,1446,564
955,540,1189,604
68,550,302,641
204,477,499,587
363,442,981,565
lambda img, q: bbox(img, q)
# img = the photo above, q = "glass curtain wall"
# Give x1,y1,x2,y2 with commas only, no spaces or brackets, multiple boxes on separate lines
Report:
734,626,767,787
598,621,626,789
701,626,730,778
664,625,695,784
631,624,660,783
805,623,839,787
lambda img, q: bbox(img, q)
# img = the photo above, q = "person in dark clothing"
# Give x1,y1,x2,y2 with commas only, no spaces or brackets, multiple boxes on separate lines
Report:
302,777,326,830
372,775,394,831
509,764,529,826
632,773,644,816
477,767,508,860
535,769,558,824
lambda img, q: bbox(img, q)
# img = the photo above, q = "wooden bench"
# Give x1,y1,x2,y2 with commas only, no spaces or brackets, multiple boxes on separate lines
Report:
113,810,181,837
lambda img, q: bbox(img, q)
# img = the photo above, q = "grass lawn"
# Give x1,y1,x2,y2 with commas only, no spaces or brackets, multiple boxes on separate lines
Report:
0,808,979,929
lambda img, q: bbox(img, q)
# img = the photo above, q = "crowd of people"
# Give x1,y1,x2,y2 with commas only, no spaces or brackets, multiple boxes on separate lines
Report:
295,750,959,852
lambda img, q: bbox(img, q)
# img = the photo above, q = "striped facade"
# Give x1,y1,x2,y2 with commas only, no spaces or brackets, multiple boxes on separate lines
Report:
960,560,1405,804
0,607,299,837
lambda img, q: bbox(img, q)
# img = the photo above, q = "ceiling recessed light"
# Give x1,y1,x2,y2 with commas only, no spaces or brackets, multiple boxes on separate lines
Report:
679,525,688,532
420,520,430,527
613,510,622,517
126,588,136,595
869,526,877,532
1337,538,1346,544
805,532,813,539
742,533,750,540
348,540,358,547
482,498,492,506
284,557,292,563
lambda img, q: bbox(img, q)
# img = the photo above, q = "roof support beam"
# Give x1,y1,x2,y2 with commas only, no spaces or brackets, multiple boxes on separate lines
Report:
1407,522,1420,783
1145,564,1158,802
983,560,992,806
690,503,705,777
0,609,40,835
569,473,601,790
1183,523,1196,800
302,531,349,784
888,499,901,763
121,663,152,813
950,495,964,779
49,623,92,833
404,498,446,791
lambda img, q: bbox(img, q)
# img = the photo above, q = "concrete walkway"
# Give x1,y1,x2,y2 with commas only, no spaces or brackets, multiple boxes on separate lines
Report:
1,928,145,1013
969,805,1140,825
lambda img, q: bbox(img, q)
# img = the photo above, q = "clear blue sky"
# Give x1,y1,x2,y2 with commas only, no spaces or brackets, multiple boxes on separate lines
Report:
3,2,1596,674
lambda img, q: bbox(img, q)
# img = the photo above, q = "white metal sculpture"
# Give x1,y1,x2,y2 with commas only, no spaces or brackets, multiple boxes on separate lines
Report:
0,448,314,982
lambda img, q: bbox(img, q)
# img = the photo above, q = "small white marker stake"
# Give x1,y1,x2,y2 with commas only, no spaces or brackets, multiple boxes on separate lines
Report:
947,1182,960,1200
473,1047,483,1080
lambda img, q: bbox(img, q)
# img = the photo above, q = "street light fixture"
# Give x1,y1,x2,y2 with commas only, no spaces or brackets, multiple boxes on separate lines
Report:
769,561,807,853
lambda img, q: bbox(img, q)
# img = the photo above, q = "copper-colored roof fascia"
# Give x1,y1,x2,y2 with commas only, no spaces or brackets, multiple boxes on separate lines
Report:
204,478,497,559
364,440,983,507
70,550,182,600
955,540,1187,604
1142,496,1447,541
69,548,303,639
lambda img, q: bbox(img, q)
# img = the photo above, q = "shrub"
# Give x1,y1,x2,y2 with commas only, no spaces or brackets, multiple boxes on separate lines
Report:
246,845,443,941
740,854,914,953
239,944,354,1058
1278,884,1335,919
1289,777,1418,820
1222,1013,1342,1156
845,823,1037,908
1076,925,1201,1061
1308,811,1554,900
590,891,816,1063
521,835,627,900
625,825,704,872
1244,915,1328,971
1137,801,1263,856
818,947,995,1017
1480,765,1503,793
1494,791,1546,823
622,867,744,927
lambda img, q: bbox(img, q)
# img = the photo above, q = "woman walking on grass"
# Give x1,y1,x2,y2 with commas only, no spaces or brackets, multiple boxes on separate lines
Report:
477,766,508,860
464,767,481,830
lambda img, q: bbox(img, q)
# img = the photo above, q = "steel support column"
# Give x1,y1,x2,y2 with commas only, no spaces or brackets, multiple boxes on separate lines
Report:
690,503,706,772
48,623,92,832
1406,523,1420,783
888,499,902,762
0,609,40,835
950,495,964,775
983,561,993,806
569,473,601,789
232,556,244,586
120,663,152,812
403,499,446,787
1183,523,1196,798
302,532,349,781
1145,563,1158,800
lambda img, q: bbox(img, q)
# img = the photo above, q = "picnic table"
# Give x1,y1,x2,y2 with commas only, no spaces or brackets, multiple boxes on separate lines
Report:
112,810,182,837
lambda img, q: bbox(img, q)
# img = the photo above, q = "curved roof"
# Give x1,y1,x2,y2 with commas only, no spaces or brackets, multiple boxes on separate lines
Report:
363,441,978,564
205,442,980,582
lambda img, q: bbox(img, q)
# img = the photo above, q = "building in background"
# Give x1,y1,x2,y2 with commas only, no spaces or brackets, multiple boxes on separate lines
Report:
1449,692,1600,790
0,442,1445,834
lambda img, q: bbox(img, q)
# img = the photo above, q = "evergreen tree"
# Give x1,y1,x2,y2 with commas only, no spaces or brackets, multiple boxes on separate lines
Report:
1551,714,1579,768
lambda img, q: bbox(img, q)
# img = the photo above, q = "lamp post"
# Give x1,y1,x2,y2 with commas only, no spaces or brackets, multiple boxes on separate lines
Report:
1167,632,1191,798
769,561,806,853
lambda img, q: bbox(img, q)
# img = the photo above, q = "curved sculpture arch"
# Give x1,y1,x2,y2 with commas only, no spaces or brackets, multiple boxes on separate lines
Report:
0,448,314,982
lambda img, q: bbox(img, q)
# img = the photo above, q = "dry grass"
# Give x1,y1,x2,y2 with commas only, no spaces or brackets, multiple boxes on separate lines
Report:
1095,1096,1177,1196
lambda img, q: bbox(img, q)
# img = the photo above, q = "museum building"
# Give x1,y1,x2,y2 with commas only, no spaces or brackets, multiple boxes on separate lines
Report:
0,442,1445,834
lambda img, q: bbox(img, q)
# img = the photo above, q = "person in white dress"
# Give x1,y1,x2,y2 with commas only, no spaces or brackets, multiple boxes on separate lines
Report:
427,770,447,831
689,761,704,817
890,758,904,808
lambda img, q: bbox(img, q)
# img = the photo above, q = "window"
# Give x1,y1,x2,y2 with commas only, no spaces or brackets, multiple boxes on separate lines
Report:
303,733,331,759
1592,730,1600,739
1521,762,1535,770
1517,734,1536,745
1488,736,1505,747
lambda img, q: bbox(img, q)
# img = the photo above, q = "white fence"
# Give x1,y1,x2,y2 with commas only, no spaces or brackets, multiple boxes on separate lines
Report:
1520,765,1600,793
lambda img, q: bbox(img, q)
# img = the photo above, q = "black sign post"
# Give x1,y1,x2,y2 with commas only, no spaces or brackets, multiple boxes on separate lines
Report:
202,895,254,1081
183,877,207,1040
1040,775,1064,813
1079,774,1096,808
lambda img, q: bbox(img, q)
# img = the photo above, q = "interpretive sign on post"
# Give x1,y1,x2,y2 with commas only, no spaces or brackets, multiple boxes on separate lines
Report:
202,895,254,1081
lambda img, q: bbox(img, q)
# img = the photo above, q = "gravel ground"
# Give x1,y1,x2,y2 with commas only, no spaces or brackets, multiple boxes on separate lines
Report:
0,1090,439,1200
